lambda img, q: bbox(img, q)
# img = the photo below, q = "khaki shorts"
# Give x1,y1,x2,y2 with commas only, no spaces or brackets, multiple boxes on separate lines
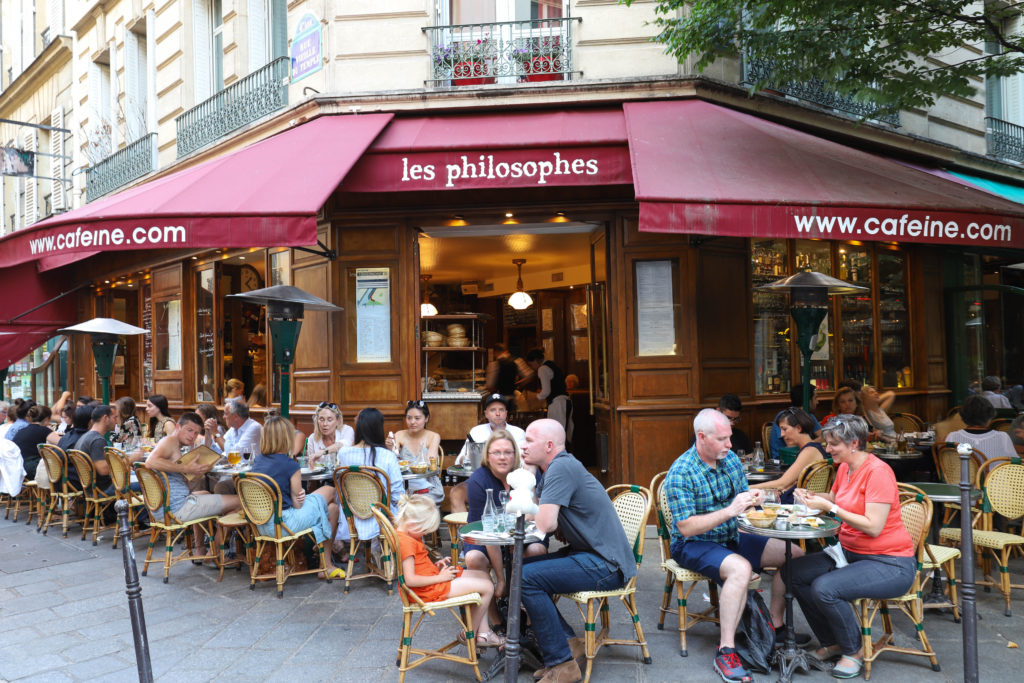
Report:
173,493,224,522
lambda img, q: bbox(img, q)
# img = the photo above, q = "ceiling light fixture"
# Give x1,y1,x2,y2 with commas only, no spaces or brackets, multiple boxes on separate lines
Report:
420,274,438,317
507,259,534,310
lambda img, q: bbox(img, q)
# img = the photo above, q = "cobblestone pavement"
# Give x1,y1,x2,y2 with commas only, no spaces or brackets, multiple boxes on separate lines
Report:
2,514,1023,682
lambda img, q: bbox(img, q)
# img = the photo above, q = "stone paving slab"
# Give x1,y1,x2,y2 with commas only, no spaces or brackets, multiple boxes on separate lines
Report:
3,515,1024,682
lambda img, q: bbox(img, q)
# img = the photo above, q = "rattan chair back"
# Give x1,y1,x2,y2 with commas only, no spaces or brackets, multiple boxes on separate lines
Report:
890,412,924,433
991,419,1013,435
236,472,281,528
606,484,651,575
104,448,132,493
67,449,97,492
761,422,773,453
133,463,170,515
336,465,390,522
371,503,417,608
934,443,985,487
798,460,835,493
982,461,1024,520
895,484,932,552
38,444,70,490
650,472,673,564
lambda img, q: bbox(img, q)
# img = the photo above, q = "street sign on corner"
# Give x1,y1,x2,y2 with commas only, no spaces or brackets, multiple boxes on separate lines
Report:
290,13,323,83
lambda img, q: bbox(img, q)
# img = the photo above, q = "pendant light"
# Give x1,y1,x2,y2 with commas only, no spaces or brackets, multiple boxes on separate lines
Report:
507,259,534,310
420,274,438,317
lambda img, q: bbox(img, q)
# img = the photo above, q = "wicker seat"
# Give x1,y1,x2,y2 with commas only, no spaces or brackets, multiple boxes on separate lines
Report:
38,444,84,538
558,484,652,682
932,443,986,526
853,484,941,680
650,471,719,657
134,463,219,583
214,511,254,582
939,457,1024,616
67,449,117,546
235,471,330,597
5,479,42,525
104,448,146,549
442,511,467,566
334,465,396,594
890,412,924,433
370,504,482,683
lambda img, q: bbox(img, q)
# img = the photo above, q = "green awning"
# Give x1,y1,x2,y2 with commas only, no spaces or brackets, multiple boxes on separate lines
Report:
949,171,1024,205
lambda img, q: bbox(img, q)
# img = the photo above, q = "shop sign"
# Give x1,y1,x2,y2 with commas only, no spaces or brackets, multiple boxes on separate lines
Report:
343,146,633,192
290,13,323,82
0,146,33,177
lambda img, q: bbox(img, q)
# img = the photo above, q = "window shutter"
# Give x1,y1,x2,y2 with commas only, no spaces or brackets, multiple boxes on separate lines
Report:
108,41,119,150
0,171,6,236
124,28,142,141
24,131,38,225
248,0,269,71
48,0,65,35
194,0,213,102
50,107,66,212
271,0,288,61
1003,14,1023,124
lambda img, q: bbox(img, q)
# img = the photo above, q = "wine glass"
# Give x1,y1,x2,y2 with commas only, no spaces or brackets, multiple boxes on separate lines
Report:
761,488,780,510
498,490,514,530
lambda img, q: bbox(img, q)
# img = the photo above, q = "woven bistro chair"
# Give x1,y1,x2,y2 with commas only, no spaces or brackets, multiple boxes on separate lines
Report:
215,511,255,582
67,449,117,545
890,412,924,433
5,479,42,526
932,443,986,527
853,485,941,680
761,421,773,455
334,464,396,594
650,471,720,657
796,459,836,494
104,447,146,549
38,444,84,538
234,471,330,597
558,484,653,682
134,463,219,583
442,511,468,566
939,457,1024,616
370,503,482,683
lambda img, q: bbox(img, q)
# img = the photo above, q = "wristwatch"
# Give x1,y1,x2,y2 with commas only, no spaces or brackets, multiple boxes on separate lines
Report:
829,503,840,516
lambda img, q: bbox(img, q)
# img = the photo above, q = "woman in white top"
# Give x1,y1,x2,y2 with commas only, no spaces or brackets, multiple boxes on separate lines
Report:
946,394,1017,462
388,400,443,503
860,384,897,440
307,402,355,467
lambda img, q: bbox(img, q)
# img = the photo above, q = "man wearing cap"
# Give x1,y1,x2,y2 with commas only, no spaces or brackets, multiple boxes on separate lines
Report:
455,394,526,465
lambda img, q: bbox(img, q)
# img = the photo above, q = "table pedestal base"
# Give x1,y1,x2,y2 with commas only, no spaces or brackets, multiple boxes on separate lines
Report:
773,646,813,682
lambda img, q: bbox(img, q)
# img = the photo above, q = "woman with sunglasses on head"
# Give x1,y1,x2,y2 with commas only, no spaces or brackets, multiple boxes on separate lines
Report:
751,407,826,504
306,402,355,468
785,414,915,679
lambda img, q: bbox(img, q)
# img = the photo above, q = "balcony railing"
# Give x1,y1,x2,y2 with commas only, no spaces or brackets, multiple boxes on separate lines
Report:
985,116,1024,164
85,132,158,202
743,55,900,127
424,17,580,86
175,57,289,158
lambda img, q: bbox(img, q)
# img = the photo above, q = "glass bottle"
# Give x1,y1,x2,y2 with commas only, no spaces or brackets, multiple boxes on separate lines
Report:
752,441,765,473
482,489,498,533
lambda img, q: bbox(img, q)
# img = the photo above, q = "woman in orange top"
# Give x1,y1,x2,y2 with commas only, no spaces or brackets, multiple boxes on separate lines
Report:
785,415,916,679
395,494,505,648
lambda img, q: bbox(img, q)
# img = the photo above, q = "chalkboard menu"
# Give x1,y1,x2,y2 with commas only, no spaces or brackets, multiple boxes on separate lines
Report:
503,301,536,327
141,283,153,395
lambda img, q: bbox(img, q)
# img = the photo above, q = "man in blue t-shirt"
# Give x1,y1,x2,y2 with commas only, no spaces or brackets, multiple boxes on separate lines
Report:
520,419,635,683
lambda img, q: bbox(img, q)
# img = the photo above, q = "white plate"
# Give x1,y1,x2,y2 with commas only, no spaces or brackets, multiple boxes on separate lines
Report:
300,467,326,475
773,504,820,517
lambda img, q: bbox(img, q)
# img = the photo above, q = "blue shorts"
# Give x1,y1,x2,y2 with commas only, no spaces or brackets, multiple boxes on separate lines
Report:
670,534,770,585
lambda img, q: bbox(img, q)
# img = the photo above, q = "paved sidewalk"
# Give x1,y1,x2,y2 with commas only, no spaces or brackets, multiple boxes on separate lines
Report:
2,515,1023,682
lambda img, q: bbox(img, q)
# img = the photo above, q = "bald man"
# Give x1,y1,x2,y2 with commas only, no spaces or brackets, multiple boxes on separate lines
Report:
519,419,636,683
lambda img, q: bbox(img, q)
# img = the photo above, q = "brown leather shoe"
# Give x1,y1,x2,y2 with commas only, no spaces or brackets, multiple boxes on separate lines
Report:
538,658,582,683
534,639,587,680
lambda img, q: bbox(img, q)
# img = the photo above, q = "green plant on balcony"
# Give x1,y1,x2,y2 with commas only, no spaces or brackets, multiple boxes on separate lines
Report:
433,37,494,85
517,36,563,82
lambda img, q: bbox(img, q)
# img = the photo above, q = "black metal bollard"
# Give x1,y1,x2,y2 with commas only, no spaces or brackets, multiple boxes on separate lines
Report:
958,445,978,683
504,514,525,683
116,500,154,683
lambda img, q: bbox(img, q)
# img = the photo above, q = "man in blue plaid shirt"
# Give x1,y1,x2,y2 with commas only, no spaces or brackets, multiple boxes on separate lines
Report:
664,409,802,683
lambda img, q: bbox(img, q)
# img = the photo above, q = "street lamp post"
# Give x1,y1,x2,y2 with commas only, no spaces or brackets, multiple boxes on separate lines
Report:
755,271,867,411
225,286,342,418
58,318,149,405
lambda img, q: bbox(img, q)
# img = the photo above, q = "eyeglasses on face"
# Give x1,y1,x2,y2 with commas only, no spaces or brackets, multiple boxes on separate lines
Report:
318,402,338,410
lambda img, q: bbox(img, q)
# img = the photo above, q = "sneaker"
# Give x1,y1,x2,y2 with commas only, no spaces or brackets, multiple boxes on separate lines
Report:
713,647,752,683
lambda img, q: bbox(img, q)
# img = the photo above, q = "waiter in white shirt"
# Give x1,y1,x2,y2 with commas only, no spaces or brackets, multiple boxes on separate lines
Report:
455,394,526,465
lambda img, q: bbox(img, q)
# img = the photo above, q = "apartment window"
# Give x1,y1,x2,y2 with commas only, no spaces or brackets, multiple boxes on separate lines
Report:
125,24,149,141
212,0,224,92
444,0,564,23
247,0,288,72
87,59,113,162
193,0,223,101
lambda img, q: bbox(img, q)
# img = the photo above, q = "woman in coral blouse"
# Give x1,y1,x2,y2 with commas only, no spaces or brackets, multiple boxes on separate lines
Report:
785,414,916,680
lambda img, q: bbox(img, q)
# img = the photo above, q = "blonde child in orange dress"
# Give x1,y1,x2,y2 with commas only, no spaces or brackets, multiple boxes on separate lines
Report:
395,494,506,648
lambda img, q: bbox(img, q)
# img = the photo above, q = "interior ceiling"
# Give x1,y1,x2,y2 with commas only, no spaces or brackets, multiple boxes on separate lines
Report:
419,230,594,286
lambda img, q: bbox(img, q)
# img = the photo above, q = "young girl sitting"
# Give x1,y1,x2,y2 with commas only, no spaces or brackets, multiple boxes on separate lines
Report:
395,494,505,648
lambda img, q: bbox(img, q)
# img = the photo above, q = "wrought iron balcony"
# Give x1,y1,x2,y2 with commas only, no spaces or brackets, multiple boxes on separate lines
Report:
424,17,580,86
85,132,158,202
743,55,900,127
985,116,1024,164
175,57,289,158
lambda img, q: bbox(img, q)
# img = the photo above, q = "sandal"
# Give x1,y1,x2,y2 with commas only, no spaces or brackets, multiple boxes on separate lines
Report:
831,655,863,679
805,646,841,671
476,631,506,648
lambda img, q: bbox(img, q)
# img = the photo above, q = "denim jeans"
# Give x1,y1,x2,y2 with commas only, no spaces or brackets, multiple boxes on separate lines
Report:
784,549,916,655
520,548,624,666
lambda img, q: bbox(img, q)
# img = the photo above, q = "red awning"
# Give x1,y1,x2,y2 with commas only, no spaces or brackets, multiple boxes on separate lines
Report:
341,108,632,192
0,262,78,366
0,113,393,272
624,100,1024,249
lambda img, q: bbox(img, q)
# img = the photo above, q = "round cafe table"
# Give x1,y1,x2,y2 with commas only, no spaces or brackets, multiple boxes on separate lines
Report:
905,481,982,612
746,469,785,483
738,514,840,683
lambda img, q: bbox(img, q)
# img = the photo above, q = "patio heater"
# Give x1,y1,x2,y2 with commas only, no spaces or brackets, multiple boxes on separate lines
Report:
58,318,149,405
755,271,866,411
226,285,342,419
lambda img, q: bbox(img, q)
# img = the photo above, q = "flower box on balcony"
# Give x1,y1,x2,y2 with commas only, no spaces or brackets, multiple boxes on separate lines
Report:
524,55,562,82
454,60,495,86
